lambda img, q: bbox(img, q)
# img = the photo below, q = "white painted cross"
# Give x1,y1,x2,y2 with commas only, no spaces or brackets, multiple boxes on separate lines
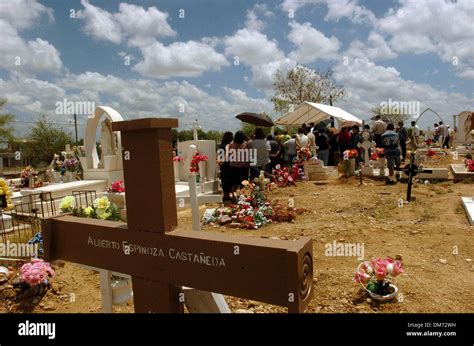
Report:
358,131,375,167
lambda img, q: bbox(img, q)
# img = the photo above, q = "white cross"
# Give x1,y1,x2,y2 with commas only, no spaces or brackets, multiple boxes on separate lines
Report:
358,131,375,167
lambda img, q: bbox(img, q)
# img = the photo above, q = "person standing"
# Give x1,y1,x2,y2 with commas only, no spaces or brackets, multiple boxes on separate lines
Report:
410,121,420,149
228,131,250,192
439,121,450,149
266,134,281,173
316,129,330,166
307,128,317,157
295,127,309,150
397,120,408,161
283,135,297,164
247,128,271,179
328,128,338,166
349,125,361,165
372,115,387,147
218,132,234,202
381,123,401,185
338,127,350,158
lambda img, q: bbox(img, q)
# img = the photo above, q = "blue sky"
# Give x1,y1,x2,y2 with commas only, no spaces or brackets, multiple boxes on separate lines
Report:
0,0,473,137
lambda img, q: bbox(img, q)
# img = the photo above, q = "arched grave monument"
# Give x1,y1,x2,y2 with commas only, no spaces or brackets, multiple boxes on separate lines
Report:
81,106,124,184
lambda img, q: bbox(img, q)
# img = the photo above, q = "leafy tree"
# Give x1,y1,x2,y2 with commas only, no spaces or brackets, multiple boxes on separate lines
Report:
240,123,271,139
0,99,15,146
271,65,345,113
172,129,224,146
371,106,409,125
22,116,73,167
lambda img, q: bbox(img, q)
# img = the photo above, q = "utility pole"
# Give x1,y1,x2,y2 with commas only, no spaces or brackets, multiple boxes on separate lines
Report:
74,113,78,144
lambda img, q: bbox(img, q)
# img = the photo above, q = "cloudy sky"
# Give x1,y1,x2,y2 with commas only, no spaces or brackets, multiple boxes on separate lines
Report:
0,0,473,137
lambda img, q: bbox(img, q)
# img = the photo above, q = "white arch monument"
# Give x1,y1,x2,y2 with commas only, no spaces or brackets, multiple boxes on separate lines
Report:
82,106,124,183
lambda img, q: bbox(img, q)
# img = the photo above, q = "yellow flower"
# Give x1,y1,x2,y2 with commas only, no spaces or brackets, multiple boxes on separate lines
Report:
93,196,110,216
97,212,111,220
59,196,75,212
84,206,94,217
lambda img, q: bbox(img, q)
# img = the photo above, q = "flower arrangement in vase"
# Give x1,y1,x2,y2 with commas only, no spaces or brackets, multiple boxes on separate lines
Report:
59,195,121,221
105,180,126,208
354,257,404,301
272,164,302,187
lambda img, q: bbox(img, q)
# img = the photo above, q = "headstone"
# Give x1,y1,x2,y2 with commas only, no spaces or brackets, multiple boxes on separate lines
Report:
43,118,314,313
461,197,474,226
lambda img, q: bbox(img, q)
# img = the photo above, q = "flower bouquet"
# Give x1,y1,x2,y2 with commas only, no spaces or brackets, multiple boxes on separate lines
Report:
106,180,126,208
173,155,183,162
0,178,13,210
272,164,302,187
297,147,312,162
59,195,121,221
465,158,474,172
20,166,38,188
190,152,208,182
354,257,404,301
370,148,384,160
426,149,436,157
20,258,55,287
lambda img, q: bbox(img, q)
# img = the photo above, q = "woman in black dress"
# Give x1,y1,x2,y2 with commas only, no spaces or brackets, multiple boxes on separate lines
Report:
218,131,234,202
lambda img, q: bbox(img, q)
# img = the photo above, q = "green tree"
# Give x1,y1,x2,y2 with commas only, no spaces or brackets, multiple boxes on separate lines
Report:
0,99,15,146
371,106,409,125
271,65,345,113
22,116,73,167
240,124,271,139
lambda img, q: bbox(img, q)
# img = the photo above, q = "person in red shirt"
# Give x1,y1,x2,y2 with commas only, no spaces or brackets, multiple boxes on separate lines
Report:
338,127,350,158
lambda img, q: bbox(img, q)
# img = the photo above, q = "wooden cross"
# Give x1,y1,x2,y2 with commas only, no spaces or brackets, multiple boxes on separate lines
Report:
42,118,313,313
396,151,432,202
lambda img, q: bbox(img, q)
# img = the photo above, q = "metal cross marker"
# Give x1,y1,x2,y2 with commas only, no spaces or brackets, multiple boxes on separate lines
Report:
42,118,313,313
396,151,432,202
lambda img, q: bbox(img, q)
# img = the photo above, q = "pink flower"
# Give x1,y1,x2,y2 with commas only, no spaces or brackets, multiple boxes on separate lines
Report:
387,261,404,277
375,267,387,281
353,272,370,284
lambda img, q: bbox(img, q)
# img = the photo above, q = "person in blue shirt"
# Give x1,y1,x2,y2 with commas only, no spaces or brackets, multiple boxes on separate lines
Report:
381,123,401,185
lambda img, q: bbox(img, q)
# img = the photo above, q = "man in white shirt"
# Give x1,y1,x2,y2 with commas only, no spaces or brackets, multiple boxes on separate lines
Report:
307,129,317,157
295,127,309,149
438,121,450,149
410,121,420,148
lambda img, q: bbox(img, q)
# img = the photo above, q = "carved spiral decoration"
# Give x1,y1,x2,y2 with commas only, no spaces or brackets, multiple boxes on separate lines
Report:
299,253,312,300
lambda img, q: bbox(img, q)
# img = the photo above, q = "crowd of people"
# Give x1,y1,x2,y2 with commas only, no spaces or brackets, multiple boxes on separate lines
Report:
217,117,454,200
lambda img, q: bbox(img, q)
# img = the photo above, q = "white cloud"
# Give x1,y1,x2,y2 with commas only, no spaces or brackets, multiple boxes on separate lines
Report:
0,0,53,30
288,22,340,62
133,41,229,79
76,0,176,45
251,58,297,93
281,0,375,25
457,68,474,80
76,0,122,44
324,0,376,25
224,28,284,65
245,3,273,31
345,31,397,61
333,57,474,126
0,19,62,75
377,0,474,78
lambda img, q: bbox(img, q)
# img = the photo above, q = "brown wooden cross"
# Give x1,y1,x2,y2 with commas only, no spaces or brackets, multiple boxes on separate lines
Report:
42,118,313,313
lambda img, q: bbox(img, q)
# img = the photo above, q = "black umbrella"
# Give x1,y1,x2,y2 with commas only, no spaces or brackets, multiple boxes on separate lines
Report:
235,112,274,127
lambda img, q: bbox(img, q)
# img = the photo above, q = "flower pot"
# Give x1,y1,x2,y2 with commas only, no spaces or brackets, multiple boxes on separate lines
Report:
64,171,77,183
173,161,180,182
366,283,398,302
111,279,132,305
53,171,62,183
198,161,207,182
104,192,126,209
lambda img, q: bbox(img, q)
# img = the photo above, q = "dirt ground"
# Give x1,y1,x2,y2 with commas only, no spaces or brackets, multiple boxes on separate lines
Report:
2,166,473,314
